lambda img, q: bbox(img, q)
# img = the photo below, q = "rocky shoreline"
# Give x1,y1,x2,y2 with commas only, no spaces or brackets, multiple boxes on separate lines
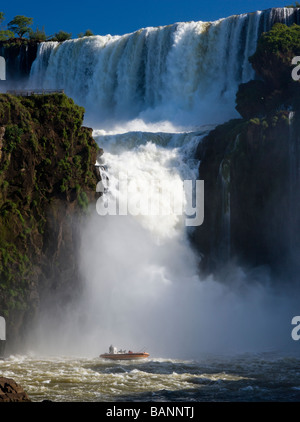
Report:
0,377,31,402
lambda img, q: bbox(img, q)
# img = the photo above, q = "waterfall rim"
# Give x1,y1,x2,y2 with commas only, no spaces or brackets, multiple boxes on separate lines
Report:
33,7,296,41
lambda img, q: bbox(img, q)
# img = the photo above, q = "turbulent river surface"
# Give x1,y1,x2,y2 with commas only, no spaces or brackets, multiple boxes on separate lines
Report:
1,353,300,402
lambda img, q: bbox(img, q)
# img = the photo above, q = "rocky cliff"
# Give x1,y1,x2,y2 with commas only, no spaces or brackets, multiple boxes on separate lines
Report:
0,377,31,402
193,23,300,279
0,39,39,86
0,93,99,351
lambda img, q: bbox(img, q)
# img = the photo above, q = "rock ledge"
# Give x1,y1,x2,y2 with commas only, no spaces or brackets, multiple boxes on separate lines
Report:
0,377,31,402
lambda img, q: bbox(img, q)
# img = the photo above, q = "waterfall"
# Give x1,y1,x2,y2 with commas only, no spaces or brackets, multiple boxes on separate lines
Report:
26,8,300,356
77,131,209,355
28,8,300,131
29,41,59,88
94,130,204,237
0,43,38,88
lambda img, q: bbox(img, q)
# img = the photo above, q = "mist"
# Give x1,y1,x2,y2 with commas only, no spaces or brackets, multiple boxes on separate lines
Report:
78,208,300,357
24,130,300,360
25,204,299,360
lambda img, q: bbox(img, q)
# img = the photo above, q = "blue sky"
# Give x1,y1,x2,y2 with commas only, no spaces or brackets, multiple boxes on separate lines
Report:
0,0,294,37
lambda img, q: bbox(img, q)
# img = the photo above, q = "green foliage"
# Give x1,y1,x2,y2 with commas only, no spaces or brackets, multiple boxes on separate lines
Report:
249,118,261,125
0,29,14,40
51,30,72,42
29,26,47,41
29,133,39,151
0,11,14,40
4,125,23,152
58,157,71,172
285,1,300,7
250,23,300,60
0,11,87,43
60,178,68,192
78,29,94,38
78,191,89,210
0,92,98,330
7,15,33,38
236,23,300,119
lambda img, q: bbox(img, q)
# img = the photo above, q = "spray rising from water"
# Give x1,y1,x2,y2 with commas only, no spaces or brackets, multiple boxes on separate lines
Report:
25,8,300,358
26,131,299,359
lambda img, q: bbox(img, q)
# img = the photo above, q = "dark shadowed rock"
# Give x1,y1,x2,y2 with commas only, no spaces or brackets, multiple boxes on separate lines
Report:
192,23,300,279
0,93,100,352
0,377,31,402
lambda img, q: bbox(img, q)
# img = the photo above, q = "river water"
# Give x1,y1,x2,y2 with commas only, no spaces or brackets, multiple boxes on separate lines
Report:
1,352,300,402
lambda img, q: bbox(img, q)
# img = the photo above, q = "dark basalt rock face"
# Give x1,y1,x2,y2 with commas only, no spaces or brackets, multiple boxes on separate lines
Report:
0,39,39,86
236,23,300,120
193,113,300,275
0,377,31,402
0,93,99,352
192,23,300,280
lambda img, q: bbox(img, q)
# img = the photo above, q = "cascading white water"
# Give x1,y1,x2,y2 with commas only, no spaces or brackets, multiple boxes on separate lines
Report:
94,130,203,236
28,11,267,130
27,8,300,357
76,131,206,356
28,8,300,132
74,131,295,358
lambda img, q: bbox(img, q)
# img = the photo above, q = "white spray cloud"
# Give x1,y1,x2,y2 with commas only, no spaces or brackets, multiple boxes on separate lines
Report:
27,132,299,359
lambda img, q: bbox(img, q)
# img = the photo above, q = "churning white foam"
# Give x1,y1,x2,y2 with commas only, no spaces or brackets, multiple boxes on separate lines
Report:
28,12,265,129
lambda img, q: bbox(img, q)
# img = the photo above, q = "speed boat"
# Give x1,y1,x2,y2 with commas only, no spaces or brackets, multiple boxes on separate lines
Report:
100,345,149,360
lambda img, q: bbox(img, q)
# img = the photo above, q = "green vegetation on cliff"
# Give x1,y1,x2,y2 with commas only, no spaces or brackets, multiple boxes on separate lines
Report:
0,11,94,42
285,2,300,7
236,23,300,119
250,22,300,86
7,15,33,39
0,93,99,345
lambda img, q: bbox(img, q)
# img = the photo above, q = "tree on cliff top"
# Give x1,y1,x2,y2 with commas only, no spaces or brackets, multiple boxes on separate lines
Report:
236,23,300,119
51,30,72,42
29,26,47,42
7,15,33,38
249,23,300,88
0,12,14,41
285,1,300,7
78,29,94,38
